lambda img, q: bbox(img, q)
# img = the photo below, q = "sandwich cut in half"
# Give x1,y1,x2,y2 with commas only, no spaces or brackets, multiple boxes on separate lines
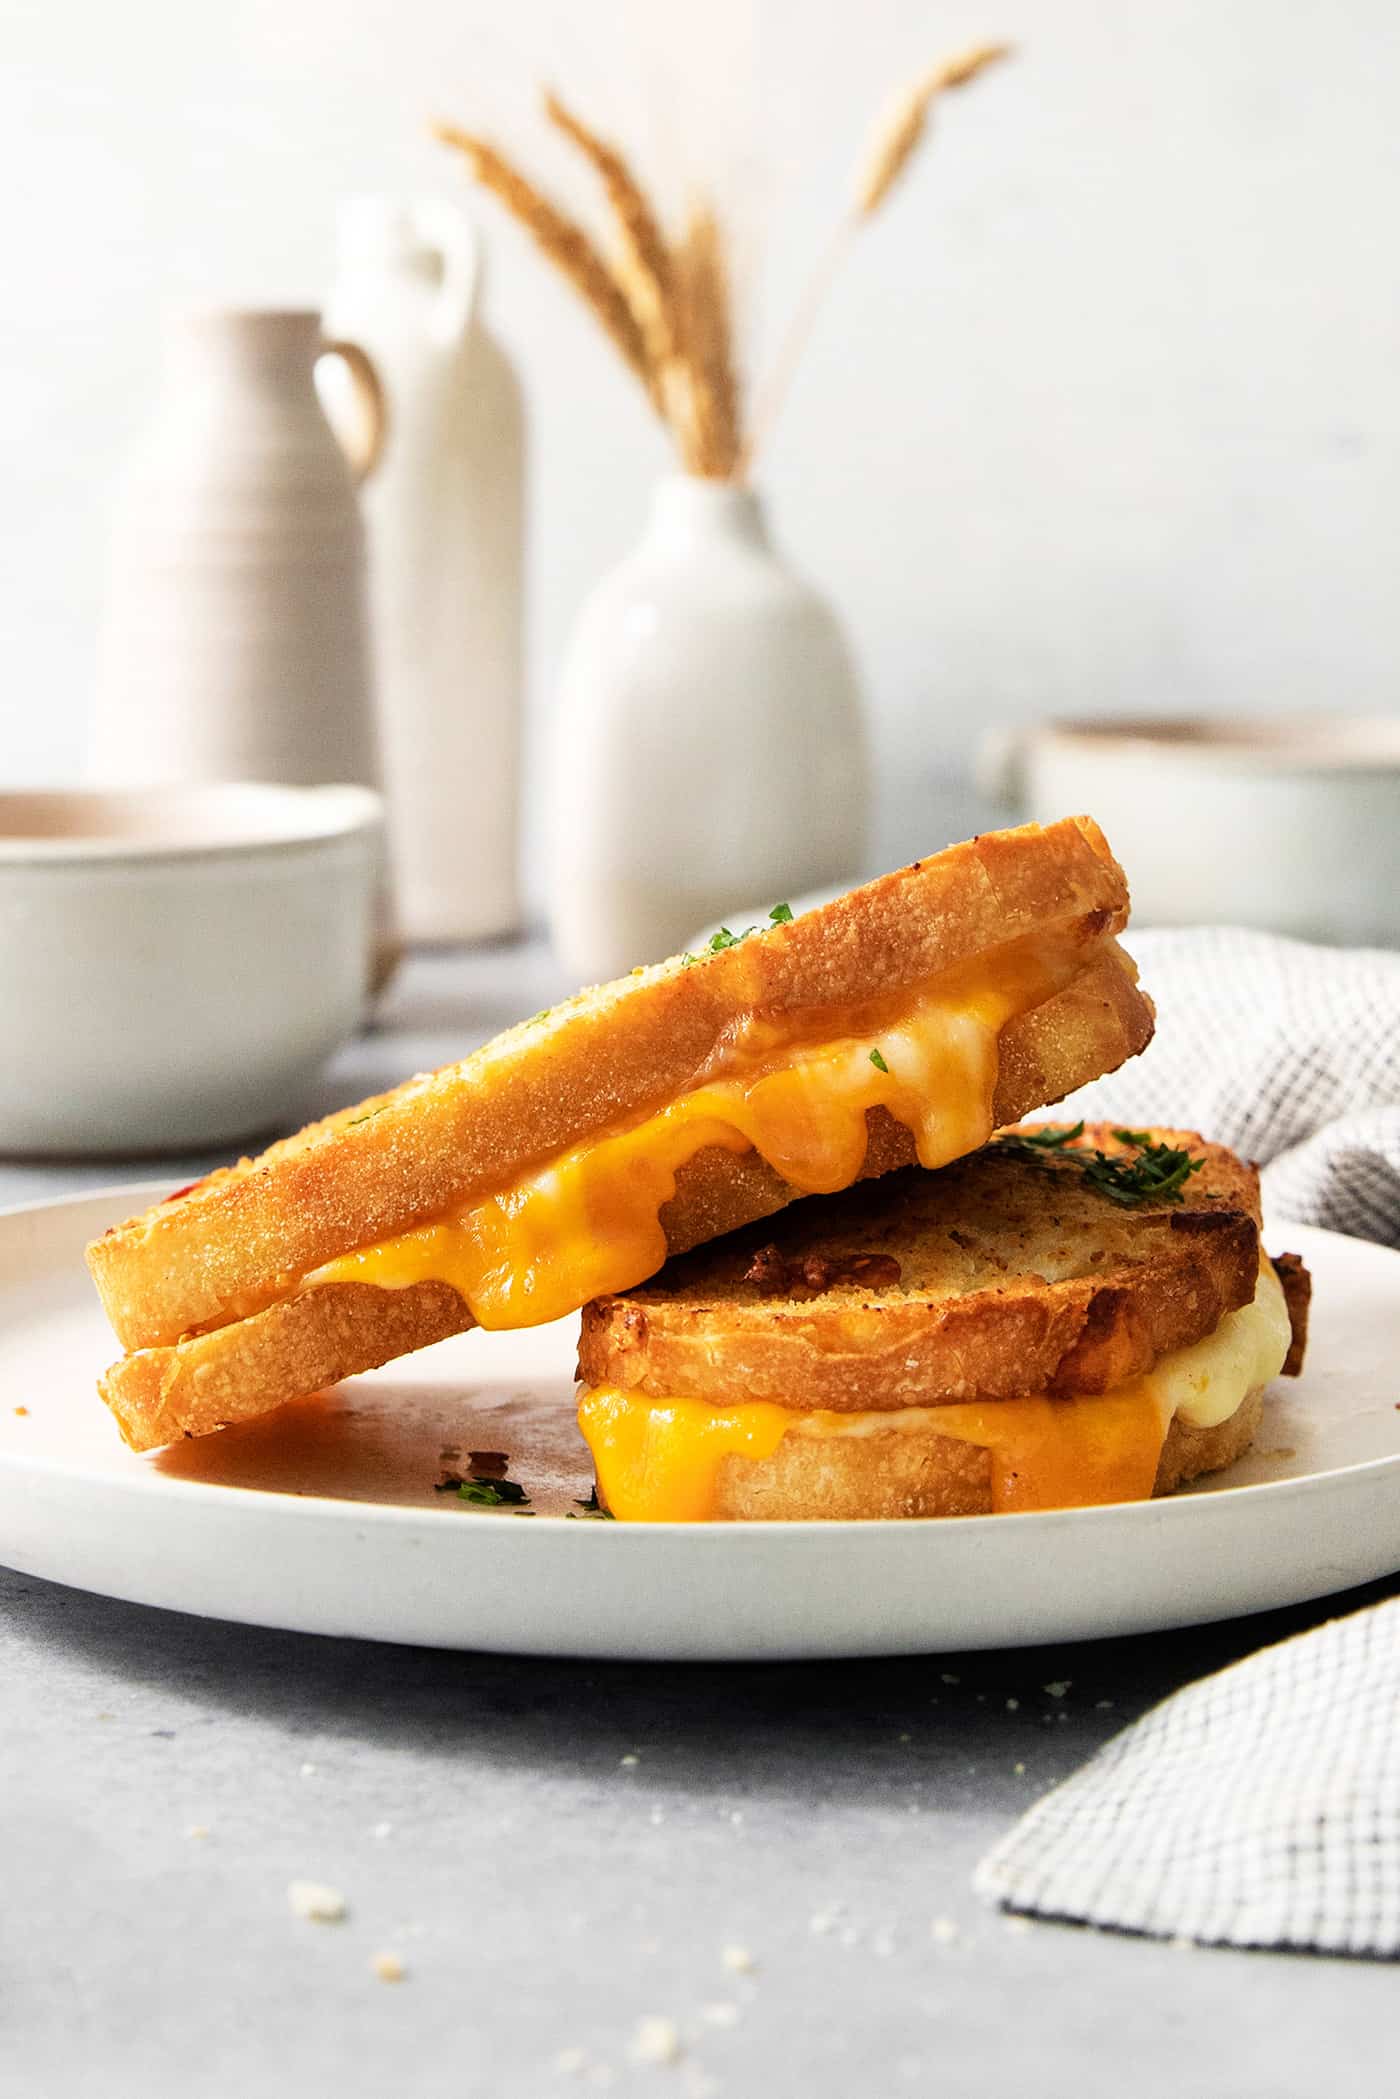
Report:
576,1125,1313,1522
88,818,1154,1452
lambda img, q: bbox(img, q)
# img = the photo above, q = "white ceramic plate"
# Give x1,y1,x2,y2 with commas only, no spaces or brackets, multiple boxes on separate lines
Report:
1,1184,1398,1661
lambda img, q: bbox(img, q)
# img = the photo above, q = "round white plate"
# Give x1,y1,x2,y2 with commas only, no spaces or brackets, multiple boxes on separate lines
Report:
1,1184,1398,1660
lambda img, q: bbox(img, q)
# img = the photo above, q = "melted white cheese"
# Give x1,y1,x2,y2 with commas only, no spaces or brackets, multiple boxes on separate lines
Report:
1140,1257,1292,1431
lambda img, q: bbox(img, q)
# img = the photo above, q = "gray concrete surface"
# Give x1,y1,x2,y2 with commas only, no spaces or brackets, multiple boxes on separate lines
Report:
3,945,1396,2097
6,1566,1398,2099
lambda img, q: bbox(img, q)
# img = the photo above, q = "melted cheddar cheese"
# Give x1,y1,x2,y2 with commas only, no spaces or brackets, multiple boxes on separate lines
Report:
577,1262,1292,1521
304,940,1075,1330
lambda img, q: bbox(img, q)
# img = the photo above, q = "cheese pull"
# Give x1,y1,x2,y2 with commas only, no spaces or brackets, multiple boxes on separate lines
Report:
306,943,1067,1329
577,1263,1292,1522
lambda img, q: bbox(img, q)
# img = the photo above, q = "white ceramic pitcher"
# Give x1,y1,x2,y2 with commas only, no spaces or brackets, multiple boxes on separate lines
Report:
547,475,870,981
322,199,525,944
88,307,385,794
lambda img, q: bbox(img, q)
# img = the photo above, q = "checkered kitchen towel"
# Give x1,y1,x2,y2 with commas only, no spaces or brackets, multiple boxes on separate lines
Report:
974,1596,1400,1955
977,928,1400,1951
1062,927,1400,1248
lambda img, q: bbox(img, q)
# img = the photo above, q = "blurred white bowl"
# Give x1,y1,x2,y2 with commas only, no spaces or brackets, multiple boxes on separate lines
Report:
0,783,383,1154
979,715,1400,946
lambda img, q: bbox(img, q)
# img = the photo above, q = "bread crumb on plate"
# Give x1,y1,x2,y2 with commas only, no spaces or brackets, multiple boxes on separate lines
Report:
630,2016,683,2065
287,1879,347,1923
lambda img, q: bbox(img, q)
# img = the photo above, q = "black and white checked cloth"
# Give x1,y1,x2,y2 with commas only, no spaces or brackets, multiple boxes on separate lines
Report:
974,1596,1400,1955
977,927,1400,1952
1061,927,1400,1248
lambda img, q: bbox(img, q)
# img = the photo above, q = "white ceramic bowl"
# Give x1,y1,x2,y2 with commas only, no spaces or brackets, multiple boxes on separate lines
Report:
0,783,383,1154
980,715,1400,945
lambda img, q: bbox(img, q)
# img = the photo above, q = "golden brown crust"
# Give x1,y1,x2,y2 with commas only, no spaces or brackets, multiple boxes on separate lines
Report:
99,1281,469,1452
695,1382,1267,1520
1272,1252,1312,1377
89,819,1144,1352
1152,1383,1266,1497
579,1127,1263,1410
96,974,1155,1453
713,1416,995,1520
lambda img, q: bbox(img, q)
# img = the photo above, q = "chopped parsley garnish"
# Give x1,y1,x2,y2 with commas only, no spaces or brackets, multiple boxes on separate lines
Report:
436,1472,530,1508
869,1047,890,1073
1086,1131,1206,1206
566,1487,615,1520
1010,1119,1084,1148
995,1124,1204,1208
458,1477,529,1507
681,903,795,966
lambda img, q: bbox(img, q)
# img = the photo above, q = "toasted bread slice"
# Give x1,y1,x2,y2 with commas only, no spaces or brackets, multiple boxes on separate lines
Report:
682,1383,1270,1521
90,818,1146,1353
579,1129,1267,1408
576,1126,1313,1520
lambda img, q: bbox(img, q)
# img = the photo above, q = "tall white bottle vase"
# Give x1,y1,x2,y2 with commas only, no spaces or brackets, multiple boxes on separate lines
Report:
89,307,384,794
323,199,525,945
548,475,870,982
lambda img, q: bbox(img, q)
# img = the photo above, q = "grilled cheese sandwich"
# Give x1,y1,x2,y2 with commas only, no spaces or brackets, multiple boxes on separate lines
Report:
87,820,1158,1453
578,1257,1294,1521
576,1134,1311,1522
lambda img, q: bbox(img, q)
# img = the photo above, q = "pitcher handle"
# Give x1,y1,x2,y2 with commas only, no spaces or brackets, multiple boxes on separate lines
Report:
318,339,386,484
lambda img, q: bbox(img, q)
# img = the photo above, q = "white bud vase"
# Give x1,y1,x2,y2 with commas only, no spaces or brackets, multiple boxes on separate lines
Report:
548,475,869,981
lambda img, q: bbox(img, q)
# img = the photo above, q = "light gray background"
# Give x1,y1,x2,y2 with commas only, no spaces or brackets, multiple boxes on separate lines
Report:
5,0,1399,883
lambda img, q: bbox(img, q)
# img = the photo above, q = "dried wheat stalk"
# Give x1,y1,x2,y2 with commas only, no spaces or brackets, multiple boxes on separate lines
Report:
436,38,1007,480
432,121,663,410
672,204,742,478
540,96,739,477
857,41,1011,214
438,105,743,475
542,90,679,369
742,40,1012,470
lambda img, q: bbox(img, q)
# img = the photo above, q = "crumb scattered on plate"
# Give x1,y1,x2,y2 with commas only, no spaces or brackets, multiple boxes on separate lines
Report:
287,1880,347,1923
630,2015,682,2066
